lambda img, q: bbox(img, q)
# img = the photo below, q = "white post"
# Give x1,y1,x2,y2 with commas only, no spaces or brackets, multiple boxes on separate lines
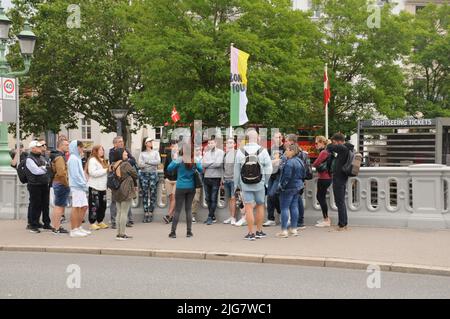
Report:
15,78,19,220
325,102,328,139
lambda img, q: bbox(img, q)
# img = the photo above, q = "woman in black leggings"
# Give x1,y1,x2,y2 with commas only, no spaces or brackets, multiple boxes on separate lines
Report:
312,136,332,227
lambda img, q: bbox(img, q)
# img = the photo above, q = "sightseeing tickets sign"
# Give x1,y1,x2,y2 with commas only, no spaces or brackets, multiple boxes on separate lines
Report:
230,46,249,127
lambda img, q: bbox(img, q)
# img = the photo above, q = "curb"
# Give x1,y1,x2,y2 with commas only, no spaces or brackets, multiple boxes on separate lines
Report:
1,244,450,277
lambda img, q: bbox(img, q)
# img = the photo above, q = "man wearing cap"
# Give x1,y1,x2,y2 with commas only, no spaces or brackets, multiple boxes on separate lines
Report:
138,137,161,223
25,140,52,233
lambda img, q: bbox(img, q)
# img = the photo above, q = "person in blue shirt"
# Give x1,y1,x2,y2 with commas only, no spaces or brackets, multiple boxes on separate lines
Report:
167,140,202,238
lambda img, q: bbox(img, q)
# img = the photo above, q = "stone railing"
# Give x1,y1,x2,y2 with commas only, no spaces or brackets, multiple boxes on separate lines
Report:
2,165,449,229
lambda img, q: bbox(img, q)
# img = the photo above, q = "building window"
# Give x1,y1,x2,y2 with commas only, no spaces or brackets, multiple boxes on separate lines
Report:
81,118,92,140
155,127,163,140
415,5,425,13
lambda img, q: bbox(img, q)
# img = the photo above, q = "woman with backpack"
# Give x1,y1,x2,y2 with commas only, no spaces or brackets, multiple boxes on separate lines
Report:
312,136,332,227
86,145,109,231
110,148,138,240
167,140,202,238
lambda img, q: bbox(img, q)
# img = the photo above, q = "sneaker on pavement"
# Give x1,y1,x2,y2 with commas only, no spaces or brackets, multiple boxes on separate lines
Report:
263,220,276,227
70,229,87,238
297,225,307,230
78,227,92,235
90,224,101,231
234,217,247,227
223,217,233,224
205,217,213,225
186,231,193,238
315,221,331,228
126,222,133,228
29,228,41,234
168,232,176,239
43,224,53,230
37,223,44,229
255,231,267,239
244,233,256,241
230,217,237,225
288,228,299,236
97,222,109,229
52,227,69,235
116,234,132,241
276,230,289,238
192,216,197,224
212,217,217,223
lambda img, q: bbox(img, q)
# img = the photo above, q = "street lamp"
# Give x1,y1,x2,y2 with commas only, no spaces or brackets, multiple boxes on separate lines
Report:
0,3,37,167
110,109,128,136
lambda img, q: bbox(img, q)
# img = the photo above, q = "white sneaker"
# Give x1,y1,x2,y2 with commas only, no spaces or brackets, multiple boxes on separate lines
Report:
230,217,237,225
276,230,289,238
77,227,92,235
316,220,331,227
223,217,233,224
263,220,276,227
234,217,247,227
70,229,88,238
288,228,299,236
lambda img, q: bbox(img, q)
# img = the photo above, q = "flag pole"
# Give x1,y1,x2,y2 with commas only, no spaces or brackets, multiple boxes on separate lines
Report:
325,63,329,139
230,43,234,138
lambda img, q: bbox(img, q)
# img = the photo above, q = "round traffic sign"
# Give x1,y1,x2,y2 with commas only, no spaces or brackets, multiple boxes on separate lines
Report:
4,79,14,94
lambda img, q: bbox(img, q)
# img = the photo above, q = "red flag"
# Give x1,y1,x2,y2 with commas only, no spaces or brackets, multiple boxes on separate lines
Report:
171,106,180,123
324,65,331,107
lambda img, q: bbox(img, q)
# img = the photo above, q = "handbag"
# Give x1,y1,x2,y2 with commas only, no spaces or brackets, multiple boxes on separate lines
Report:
194,169,203,189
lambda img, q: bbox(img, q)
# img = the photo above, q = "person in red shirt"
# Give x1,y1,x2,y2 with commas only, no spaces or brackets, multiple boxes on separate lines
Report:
312,136,332,227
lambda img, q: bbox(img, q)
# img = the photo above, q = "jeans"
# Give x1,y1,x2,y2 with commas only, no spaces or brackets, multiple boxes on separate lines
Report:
317,179,332,219
110,201,133,224
203,178,221,219
139,172,159,213
333,178,348,227
280,189,299,230
27,184,50,229
116,200,132,236
297,189,305,227
171,188,195,234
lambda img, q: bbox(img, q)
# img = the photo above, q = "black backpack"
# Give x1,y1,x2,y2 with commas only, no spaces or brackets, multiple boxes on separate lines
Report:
298,151,313,180
241,148,263,184
17,156,39,184
107,162,122,190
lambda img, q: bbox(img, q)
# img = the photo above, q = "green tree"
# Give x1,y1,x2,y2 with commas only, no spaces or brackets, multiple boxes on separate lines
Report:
123,0,322,131
8,0,143,139
406,4,449,117
312,0,414,134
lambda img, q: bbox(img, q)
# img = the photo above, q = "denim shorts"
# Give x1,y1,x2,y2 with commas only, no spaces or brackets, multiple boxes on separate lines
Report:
242,190,265,205
223,180,235,199
53,183,70,207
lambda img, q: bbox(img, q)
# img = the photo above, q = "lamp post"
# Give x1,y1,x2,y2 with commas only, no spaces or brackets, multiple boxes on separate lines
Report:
110,108,128,136
0,4,36,167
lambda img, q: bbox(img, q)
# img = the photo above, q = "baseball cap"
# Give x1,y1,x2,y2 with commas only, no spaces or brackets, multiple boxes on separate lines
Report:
29,140,43,148
145,137,154,144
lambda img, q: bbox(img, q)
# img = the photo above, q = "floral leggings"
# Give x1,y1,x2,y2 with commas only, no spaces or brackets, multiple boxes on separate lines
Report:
139,171,159,213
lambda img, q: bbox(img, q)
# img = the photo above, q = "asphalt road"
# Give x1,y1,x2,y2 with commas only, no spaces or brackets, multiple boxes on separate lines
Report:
0,252,449,299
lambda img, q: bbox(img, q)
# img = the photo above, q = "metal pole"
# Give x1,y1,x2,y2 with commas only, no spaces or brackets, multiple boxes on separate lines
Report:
117,119,122,136
15,77,19,220
325,103,328,139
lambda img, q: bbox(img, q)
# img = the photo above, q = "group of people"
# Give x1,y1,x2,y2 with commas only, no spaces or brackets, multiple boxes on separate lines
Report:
11,128,354,241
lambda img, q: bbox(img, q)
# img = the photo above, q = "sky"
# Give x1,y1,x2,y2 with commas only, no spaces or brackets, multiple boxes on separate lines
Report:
2,0,12,9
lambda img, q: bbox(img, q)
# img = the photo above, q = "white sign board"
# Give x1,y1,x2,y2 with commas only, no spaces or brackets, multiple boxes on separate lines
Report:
2,77,16,100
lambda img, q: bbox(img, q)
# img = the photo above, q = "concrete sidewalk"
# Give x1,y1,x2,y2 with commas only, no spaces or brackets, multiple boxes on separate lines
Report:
1,220,450,276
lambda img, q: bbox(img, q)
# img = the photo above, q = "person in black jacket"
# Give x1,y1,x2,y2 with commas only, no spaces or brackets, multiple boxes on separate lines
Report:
326,132,354,231
25,140,52,233
108,136,136,228
162,140,178,223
